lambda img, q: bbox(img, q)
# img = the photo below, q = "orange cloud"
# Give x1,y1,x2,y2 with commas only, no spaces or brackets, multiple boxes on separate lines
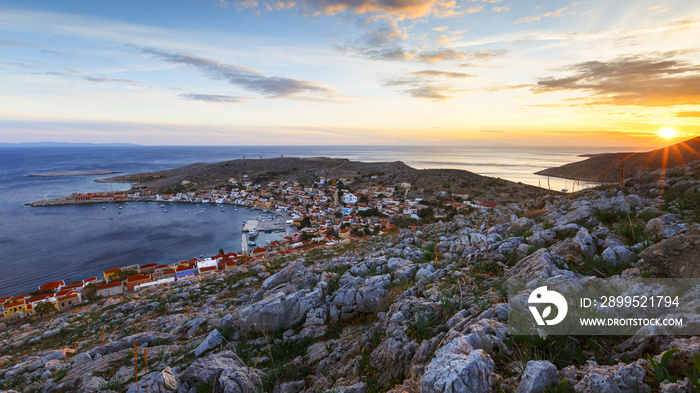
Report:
533,51,700,107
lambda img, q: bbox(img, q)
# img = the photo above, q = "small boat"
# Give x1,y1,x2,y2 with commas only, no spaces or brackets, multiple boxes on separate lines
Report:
247,240,256,247
163,209,168,213
109,217,113,220
103,206,106,210
221,208,225,212
249,228,259,238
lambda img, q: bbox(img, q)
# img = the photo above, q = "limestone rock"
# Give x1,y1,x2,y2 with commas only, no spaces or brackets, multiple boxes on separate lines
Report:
601,246,637,267
194,329,223,357
235,288,323,333
505,249,580,281
179,351,262,393
639,225,700,278
420,338,495,393
516,361,558,393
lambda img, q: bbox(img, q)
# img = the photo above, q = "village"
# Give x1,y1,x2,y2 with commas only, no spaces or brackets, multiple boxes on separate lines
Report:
6,174,490,324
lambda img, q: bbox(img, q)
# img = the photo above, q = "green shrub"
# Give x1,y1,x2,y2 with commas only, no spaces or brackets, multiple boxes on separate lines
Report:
52,368,68,382
406,310,438,343
648,349,679,386
99,376,125,391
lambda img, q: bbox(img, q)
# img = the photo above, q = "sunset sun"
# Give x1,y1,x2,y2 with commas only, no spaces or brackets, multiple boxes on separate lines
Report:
658,127,677,139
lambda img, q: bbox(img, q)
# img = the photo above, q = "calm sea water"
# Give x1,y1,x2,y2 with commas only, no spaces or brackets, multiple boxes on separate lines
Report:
0,145,623,296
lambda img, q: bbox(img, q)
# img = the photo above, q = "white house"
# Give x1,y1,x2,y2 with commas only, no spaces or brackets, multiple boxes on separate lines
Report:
343,193,359,204
196,258,218,270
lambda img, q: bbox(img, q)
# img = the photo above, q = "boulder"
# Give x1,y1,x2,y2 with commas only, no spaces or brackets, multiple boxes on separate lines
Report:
77,376,106,393
331,273,391,319
194,329,223,357
179,351,262,393
574,228,597,257
505,249,579,281
601,246,637,267
562,360,650,393
644,214,688,240
555,206,594,227
639,225,700,278
527,230,555,246
420,338,496,393
516,361,558,393
235,288,323,333
73,352,92,367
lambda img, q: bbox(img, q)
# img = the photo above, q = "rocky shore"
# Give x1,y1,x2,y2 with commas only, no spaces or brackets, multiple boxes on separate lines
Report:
3,161,700,393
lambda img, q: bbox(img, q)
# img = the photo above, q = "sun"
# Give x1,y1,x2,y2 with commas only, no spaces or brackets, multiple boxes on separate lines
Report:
658,127,677,139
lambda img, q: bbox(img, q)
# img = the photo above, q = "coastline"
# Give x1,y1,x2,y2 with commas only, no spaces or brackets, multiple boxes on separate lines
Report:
27,170,121,177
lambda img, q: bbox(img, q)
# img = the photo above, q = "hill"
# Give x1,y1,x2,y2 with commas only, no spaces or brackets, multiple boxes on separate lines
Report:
99,156,549,202
536,137,700,182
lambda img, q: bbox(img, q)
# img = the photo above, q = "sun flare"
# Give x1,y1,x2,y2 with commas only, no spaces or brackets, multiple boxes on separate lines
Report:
658,127,677,139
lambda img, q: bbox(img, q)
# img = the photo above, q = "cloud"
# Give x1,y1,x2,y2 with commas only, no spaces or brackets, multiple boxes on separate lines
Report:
533,51,700,106
515,2,579,24
416,48,467,62
432,26,449,31
514,16,540,24
384,68,471,100
139,47,332,98
492,6,509,12
40,71,141,86
339,26,507,65
673,111,700,118
227,0,459,19
437,34,461,43
413,69,473,78
179,93,246,103
404,85,452,100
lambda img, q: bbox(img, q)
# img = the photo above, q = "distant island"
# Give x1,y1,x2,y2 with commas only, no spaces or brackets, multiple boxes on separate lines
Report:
0,142,140,147
28,170,121,177
537,136,700,182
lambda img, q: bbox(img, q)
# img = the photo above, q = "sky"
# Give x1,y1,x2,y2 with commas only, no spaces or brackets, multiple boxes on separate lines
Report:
1,0,699,147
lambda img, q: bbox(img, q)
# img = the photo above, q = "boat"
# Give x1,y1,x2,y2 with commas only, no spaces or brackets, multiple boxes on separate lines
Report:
163,209,168,213
247,240,256,247
248,228,259,238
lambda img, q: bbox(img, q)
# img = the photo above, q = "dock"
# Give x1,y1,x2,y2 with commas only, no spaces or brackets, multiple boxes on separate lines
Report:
242,220,258,232
242,215,286,233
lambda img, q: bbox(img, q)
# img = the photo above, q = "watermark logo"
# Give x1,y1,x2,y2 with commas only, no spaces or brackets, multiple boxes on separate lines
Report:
528,286,568,326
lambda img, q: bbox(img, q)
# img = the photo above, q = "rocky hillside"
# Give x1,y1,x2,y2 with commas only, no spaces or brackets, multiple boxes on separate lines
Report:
536,137,700,182
98,157,549,203
3,162,700,393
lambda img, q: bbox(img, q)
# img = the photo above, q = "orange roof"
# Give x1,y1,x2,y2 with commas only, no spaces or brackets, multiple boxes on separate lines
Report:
104,268,121,274
98,281,123,290
39,281,64,290
200,266,218,272
126,274,150,282
57,293,79,301
140,263,158,268
4,301,25,309
162,269,176,274
26,294,53,303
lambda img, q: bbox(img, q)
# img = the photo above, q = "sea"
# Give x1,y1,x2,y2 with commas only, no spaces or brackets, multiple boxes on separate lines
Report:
0,144,625,296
